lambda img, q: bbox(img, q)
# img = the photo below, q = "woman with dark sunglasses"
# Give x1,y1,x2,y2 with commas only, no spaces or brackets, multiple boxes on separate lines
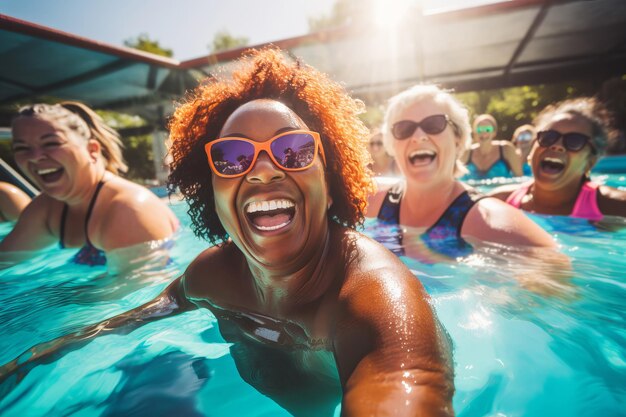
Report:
367,84,554,260
490,98,626,220
461,114,523,179
1,49,455,417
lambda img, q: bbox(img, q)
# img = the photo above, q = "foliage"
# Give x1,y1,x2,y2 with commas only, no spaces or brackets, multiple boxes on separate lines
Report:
359,104,385,129
124,33,173,57
456,81,598,139
121,134,156,180
208,30,249,53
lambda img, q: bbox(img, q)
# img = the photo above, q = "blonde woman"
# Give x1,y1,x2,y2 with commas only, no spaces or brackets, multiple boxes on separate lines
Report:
367,85,554,258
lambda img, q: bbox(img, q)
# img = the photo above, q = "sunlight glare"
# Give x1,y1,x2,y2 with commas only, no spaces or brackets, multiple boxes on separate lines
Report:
372,0,417,28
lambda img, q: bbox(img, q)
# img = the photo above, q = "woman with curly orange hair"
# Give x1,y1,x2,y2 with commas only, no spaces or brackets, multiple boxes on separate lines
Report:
1,49,455,416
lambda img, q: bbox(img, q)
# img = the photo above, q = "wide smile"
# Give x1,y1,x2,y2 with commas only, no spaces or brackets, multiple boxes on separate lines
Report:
244,198,296,233
539,157,566,176
408,149,437,166
34,166,64,184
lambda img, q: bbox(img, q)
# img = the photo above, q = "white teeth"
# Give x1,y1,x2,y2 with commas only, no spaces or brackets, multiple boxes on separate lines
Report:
246,199,295,214
255,221,291,231
37,168,60,175
544,157,564,164
409,150,436,158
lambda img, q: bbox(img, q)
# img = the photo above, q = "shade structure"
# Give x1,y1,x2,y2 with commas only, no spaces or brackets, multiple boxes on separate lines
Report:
182,0,626,98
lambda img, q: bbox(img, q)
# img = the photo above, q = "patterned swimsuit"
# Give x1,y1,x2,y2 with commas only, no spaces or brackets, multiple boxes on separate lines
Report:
377,184,485,258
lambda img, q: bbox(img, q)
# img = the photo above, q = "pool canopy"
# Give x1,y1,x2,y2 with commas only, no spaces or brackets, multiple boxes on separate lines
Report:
1,0,625,127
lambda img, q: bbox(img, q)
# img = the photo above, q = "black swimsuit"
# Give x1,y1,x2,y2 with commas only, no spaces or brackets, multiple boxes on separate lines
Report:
59,180,107,266
376,183,485,258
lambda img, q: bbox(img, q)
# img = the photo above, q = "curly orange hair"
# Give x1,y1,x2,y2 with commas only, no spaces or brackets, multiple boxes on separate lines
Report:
168,47,374,244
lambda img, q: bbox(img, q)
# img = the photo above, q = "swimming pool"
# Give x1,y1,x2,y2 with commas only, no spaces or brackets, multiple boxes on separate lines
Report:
0,174,625,416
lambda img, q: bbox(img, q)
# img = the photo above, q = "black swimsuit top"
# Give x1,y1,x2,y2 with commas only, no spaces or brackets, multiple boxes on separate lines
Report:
59,180,107,266
376,183,485,258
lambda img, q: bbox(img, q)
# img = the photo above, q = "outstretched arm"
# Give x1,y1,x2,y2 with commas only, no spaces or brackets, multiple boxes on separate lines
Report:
0,276,195,383
502,142,523,177
335,259,455,417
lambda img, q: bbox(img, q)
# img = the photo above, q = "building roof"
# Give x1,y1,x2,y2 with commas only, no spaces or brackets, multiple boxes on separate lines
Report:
183,0,626,98
0,14,199,126
1,0,624,126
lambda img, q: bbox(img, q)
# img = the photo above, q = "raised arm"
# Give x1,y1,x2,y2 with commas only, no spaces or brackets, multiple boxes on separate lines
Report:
0,276,195,384
501,141,523,176
334,260,454,416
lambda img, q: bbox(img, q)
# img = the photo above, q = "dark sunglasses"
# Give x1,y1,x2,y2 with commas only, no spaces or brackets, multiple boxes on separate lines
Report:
205,130,326,178
391,114,454,140
536,130,596,154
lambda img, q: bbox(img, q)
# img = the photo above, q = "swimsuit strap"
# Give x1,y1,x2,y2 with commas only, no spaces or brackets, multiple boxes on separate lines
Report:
84,179,106,247
571,181,603,221
59,203,69,249
506,181,534,208
377,182,404,225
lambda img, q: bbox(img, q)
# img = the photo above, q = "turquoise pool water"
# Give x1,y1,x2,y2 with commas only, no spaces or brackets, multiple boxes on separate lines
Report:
0,174,625,416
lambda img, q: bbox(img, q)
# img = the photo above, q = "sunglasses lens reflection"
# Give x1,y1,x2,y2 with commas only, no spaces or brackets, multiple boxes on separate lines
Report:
271,133,316,169
210,140,255,175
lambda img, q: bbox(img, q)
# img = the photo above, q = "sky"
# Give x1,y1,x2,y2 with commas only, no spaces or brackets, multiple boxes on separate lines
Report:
1,0,499,61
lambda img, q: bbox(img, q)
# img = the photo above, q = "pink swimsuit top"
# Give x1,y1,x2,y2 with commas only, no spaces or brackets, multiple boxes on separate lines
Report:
506,181,603,221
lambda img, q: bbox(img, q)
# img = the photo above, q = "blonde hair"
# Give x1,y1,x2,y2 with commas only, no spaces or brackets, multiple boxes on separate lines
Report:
14,101,128,174
473,114,498,132
382,84,471,177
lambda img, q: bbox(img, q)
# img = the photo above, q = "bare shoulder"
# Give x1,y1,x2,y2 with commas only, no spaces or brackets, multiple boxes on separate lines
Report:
105,177,169,210
488,183,520,201
462,197,555,247
598,185,626,216
339,231,425,306
95,177,177,249
495,140,516,150
183,242,244,303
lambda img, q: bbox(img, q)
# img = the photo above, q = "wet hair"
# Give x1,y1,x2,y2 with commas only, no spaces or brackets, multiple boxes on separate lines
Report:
473,114,498,132
533,97,612,157
13,101,127,174
168,47,374,245
382,84,471,177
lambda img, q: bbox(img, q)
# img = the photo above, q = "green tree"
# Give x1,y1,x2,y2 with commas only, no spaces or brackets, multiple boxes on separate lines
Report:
209,30,249,53
124,33,173,57
456,81,597,139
